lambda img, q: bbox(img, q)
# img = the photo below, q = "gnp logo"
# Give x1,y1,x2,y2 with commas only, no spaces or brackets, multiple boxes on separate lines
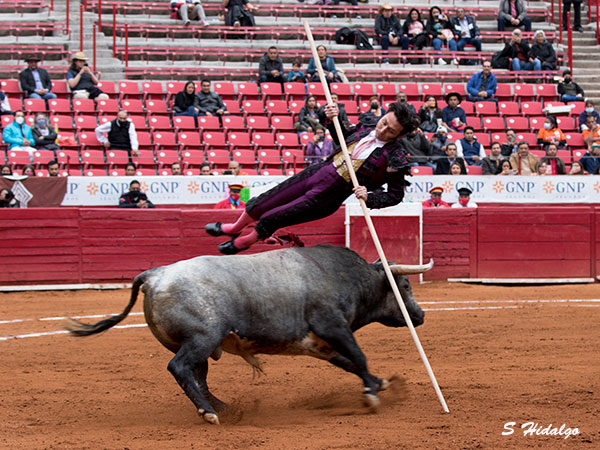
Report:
86,182,99,196
441,180,454,193
594,181,600,194
492,180,505,193
553,181,585,194
543,181,555,194
188,180,200,194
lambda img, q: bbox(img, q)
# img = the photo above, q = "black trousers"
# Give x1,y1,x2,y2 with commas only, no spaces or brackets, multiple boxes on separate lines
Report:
563,0,582,28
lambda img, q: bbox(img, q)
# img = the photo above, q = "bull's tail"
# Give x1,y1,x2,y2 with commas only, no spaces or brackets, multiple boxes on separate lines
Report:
65,273,145,337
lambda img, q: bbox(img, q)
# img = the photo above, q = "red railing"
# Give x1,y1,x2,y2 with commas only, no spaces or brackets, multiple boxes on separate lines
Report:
567,12,573,74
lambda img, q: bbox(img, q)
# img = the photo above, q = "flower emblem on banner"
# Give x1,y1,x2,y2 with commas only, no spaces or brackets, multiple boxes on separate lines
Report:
87,182,99,196
188,180,200,194
441,180,454,192
594,181,600,193
543,181,556,194
492,180,505,193
140,181,149,192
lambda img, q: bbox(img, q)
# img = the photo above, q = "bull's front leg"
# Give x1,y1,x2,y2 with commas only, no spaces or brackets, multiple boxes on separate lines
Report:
327,355,390,392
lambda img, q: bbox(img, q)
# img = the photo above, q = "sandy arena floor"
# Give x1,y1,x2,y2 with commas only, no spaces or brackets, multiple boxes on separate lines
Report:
0,282,599,449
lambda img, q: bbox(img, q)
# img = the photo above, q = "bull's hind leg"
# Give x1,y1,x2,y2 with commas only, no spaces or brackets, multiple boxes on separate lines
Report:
328,355,390,392
194,364,227,412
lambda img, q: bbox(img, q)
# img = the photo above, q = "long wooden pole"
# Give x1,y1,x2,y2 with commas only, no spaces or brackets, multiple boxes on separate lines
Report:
302,21,449,414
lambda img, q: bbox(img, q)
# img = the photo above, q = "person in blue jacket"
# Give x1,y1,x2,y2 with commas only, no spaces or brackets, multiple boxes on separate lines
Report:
307,45,340,83
466,61,497,103
2,110,36,158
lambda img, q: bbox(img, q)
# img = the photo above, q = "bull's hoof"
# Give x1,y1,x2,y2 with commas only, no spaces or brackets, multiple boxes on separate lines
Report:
218,240,248,255
362,393,380,410
205,222,224,237
199,409,220,425
378,378,390,391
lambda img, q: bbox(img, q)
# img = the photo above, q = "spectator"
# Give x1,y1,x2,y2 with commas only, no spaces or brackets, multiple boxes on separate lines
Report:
258,47,285,85
569,160,586,175
171,162,182,175
32,113,59,152
422,186,450,208
536,161,551,175
400,128,433,167
509,142,539,175
449,160,465,175
214,183,246,209
435,142,466,174
452,187,478,208
531,30,557,71
318,93,349,129
227,160,248,175
579,142,600,174
3,111,36,157
359,96,387,127
563,0,583,32
501,129,518,156
332,0,359,7
22,164,36,176
425,6,455,66
19,54,56,102
200,161,212,175
583,116,600,150
429,126,451,164
95,110,139,159
1,164,12,176
579,100,600,131
119,180,155,208
482,141,504,174
467,61,497,103
497,0,532,32
418,95,442,132
125,162,137,176
47,160,60,177
540,143,567,175
456,126,486,166
306,126,334,164
196,79,227,117
0,188,19,208
224,0,257,27
499,29,541,72
0,90,11,116
66,52,108,101
287,60,306,83
170,0,208,27
451,7,482,65
401,8,428,62
173,81,200,121
441,92,466,131
498,158,516,175
558,70,585,103
375,3,402,64
294,95,320,133
396,92,416,114
537,116,566,149
307,45,340,83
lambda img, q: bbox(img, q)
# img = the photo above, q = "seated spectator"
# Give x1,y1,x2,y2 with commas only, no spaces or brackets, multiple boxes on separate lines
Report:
400,128,433,167
569,160,586,175
466,61,497,103
456,126,486,166
0,188,19,208
318,93,349,129
536,161,551,175
227,160,248,176
224,0,257,27
294,95,320,133
540,143,567,175
1,164,13,176
558,70,586,103
258,47,285,85
498,158,516,175
501,129,518,156
429,126,451,164
287,60,306,83
401,8,428,62
0,90,11,116
307,45,340,83
22,164,36,176
441,92,466,131
425,6,455,66
509,142,539,175
358,96,386,127
583,116,600,149
119,180,155,208
32,113,59,152
531,30,557,71
452,187,478,208
482,141,504,174
435,142,466,174
306,127,334,164
537,116,566,149
332,0,359,7
423,186,450,208
171,162,182,175
499,29,541,72
124,162,137,176
450,160,466,175
451,8,482,65
579,100,600,131
578,143,600,174
196,79,227,117
375,3,402,64
418,95,442,133
95,110,139,159
47,160,60,177
200,161,212,175
3,111,36,157
215,183,246,209
173,81,200,121
170,0,208,27
19,54,57,102
396,91,417,114
66,52,108,101
497,0,532,32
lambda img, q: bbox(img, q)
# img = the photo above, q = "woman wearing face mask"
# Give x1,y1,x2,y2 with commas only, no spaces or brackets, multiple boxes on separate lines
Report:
22,164,36,176
578,100,600,131
2,110,36,157
418,95,442,133
32,113,59,152
537,116,566,149
359,96,387,127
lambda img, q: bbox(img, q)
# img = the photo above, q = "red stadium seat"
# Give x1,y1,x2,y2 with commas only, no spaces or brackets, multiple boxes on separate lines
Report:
205,149,231,166
281,148,305,165
396,82,420,101
515,132,537,146
474,102,497,116
287,100,304,115
256,148,281,166
23,98,46,113
56,149,80,165
410,166,433,175
556,116,576,131
132,149,156,166
276,132,300,149
513,84,535,101
6,151,32,166
495,83,512,101
51,115,75,132
330,82,353,102
520,101,544,116
213,82,236,101
197,115,221,131
260,82,283,101
180,149,206,166
265,100,289,115
482,117,505,131
72,99,95,115
228,132,252,150
352,82,375,101
375,82,396,101
8,98,22,111
306,82,325,99
528,116,546,131
505,116,529,131
74,115,99,131
467,116,482,129
231,148,256,165
442,83,466,97
222,115,246,130
97,81,118,98
148,115,172,131
271,115,295,132
535,84,558,102
343,101,359,115
0,79,21,95
105,150,130,167
117,80,141,99
420,83,443,100
80,150,106,167
246,115,271,132
130,115,148,131
252,132,276,149
141,81,165,101
135,168,158,176
145,99,169,116
466,165,482,175
96,98,120,115
32,150,55,165
153,131,178,151
237,82,260,101
156,149,182,165
165,81,185,101
178,131,203,151
241,100,264,115
173,116,197,131
260,168,284,176
565,132,585,148
78,131,102,150
284,82,307,101
121,99,145,115
567,102,585,116
48,98,72,114
203,131,227,150
498,101,520,116
223,100,241,114
84,168,108,176
475,133,490,147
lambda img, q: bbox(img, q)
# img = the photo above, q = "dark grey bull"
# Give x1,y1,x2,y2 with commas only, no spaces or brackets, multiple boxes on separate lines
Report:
67,245,432,424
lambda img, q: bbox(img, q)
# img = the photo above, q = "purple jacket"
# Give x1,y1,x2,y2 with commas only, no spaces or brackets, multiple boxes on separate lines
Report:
306,139,335,163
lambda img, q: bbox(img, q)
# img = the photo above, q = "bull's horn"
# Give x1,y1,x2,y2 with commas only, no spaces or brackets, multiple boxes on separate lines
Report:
389,259,434,275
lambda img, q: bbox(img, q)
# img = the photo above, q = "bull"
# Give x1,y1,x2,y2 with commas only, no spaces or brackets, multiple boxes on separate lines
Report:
67,245,432,424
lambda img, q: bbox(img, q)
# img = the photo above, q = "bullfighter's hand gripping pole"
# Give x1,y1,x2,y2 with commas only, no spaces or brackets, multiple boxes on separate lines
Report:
303,21,449,414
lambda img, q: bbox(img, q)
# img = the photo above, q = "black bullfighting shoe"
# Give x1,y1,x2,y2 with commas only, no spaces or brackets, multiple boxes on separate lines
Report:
205,222,225,237
218,239,248,255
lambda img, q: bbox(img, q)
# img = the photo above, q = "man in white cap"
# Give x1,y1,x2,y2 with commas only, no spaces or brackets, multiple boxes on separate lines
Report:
66,52,109,101
452,187,478,208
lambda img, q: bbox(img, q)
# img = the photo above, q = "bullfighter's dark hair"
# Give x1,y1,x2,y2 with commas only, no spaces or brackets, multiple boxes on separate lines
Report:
387,101,420,137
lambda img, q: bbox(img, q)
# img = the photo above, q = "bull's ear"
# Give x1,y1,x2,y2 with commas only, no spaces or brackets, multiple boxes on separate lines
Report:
371,258,382,265
389,259,434,275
